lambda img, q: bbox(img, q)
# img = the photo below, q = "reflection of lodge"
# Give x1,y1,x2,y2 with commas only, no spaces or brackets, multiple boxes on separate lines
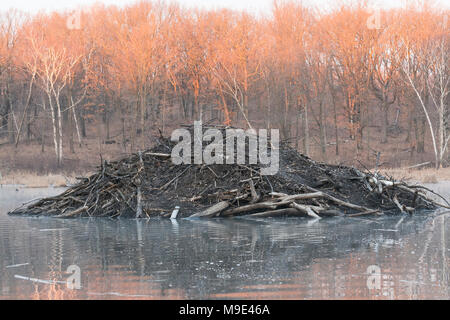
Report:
287,215,448,300
0,213,448,299
208,216,448,300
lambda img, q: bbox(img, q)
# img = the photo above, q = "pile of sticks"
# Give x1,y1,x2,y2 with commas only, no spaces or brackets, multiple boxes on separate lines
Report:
8,125,448,219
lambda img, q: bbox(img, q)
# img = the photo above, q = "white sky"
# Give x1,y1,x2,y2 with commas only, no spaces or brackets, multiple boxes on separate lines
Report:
1,0,449,14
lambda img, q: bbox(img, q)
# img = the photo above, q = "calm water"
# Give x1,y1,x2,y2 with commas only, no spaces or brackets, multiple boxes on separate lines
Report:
0,185,448,300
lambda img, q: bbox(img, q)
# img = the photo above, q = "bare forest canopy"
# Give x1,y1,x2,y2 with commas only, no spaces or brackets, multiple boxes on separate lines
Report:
0,0,449,170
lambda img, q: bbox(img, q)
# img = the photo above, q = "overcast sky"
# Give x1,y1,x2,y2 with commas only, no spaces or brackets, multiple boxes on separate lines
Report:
1,0,449,14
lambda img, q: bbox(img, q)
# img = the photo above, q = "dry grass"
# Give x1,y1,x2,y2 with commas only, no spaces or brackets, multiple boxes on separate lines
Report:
0,116,448,187
0,171,81,188
3,167,449,188
380,167,450,184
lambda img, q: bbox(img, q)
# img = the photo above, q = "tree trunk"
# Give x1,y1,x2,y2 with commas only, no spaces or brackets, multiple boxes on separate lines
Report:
405,107,413,143
330,86,339,156
319,100,327,157
265,80,271,130
414,116,426,154
8,106,15,144
131,100,138,152
47,94,59,165
295,109,300,151
80,109,87,138
138,85,147,137
303,103,310,157
56,96,63,166
122,115,126,151
381,103,388,144
6,93,15,144
71,104,82,147
69,105,74,154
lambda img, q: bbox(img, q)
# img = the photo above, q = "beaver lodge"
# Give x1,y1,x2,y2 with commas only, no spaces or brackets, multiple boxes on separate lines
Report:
8,125,449,219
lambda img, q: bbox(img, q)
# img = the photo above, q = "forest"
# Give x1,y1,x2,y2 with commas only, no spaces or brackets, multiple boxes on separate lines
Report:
0,0,449,173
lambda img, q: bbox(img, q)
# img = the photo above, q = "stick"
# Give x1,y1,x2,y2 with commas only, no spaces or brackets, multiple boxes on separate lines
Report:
249,179,260,203
158,166,190,191
274,192,324,202
136,187,142,218
144,152,171,158
347,209,382,217
393,195,406,214
190,201,230,218
248,208,300,217
304,186,372,211
170,206,180,219
290,202,321,219
221,201,279,217
405,185,450,207
406,162,431,169
58,206,88,218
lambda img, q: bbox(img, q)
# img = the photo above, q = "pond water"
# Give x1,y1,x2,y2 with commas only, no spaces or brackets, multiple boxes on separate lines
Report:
0,184,448,300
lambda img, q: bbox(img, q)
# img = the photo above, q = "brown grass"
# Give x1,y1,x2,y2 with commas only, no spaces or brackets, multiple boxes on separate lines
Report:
0,116,448,187
2,165,449,188
380,167,450,184
0,171,82,188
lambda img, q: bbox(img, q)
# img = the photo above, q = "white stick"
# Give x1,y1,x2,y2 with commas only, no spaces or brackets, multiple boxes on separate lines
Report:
170,206,180,219
136,187,142,218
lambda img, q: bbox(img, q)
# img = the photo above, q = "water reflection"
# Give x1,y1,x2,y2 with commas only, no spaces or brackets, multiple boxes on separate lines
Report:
0,186,448,299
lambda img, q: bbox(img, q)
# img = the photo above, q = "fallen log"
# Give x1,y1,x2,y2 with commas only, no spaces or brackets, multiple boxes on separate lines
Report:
290,202,322,219
248,208,302,218
406,162,431,169
347,209,383,217
58,206,88,218
190,201,230,218
221,201,280,217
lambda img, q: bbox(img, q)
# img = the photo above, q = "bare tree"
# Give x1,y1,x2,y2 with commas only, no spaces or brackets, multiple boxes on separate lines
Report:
29,32,81,165
401,34,449,168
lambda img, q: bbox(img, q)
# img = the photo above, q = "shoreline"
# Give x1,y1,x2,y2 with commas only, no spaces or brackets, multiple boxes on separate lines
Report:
380,167,450,184
1,167,450,188
0,172,83,188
